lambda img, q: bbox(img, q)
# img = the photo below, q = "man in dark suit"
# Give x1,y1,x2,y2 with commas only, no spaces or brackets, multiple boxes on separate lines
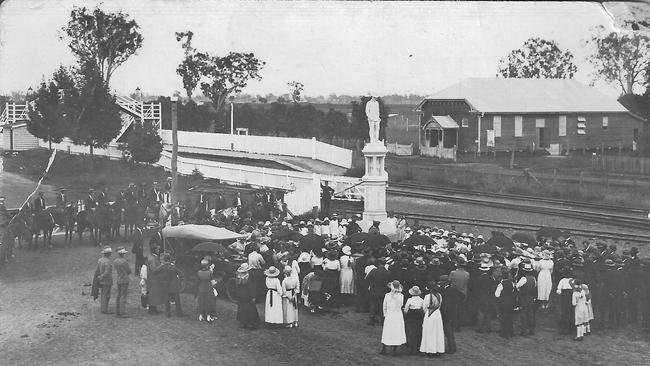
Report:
33,192,46,212
150,254,183,317
85,189,97,211
366,258,392,325
131,227,145,275
137,183,148,205
440,275,462,353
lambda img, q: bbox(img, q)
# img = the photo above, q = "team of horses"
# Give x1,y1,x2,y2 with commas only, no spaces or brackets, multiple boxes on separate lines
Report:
0,190,285,265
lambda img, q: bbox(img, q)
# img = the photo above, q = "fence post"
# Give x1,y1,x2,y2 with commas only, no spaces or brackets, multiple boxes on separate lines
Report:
311,137,316,160
553,169,557,185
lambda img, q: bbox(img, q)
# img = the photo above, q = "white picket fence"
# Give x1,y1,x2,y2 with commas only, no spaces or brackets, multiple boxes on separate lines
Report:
40,138,123,160
159,130,352,168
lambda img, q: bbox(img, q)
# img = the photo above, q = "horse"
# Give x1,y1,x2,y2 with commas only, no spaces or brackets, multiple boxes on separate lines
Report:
75,209,95,244
30,209,55,249
123,202,140,237
48,205,77,246
92,203,114,243
109,200,124,239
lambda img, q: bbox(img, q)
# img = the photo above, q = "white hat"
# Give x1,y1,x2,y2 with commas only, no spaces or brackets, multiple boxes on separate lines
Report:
117,247,128,254
477,235,484,240
341,245,352,255
281,221,288,226
101,247,112,254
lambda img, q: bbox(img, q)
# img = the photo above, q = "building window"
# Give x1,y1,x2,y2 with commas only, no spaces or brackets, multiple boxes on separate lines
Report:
559,115,566,137
514,115,522,137
535,119,545,128
461,117,468,127
602,116,608,130
577,116,586,135
493,115,501,137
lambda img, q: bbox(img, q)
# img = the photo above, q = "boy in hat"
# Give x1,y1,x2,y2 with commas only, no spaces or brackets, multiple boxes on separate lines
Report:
114,247,132,317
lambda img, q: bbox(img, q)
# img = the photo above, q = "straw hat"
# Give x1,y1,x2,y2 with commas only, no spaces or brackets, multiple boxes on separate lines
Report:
408,286,421,296
341,245,352,256
117,247,128,254
101,247,112,254
264,266,280,277
388,280,403,292
237,263,251,273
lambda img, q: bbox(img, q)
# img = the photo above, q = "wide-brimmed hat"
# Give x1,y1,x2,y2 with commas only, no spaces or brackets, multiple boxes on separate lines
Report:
325,241,338,250
541,250,552,259
341,245,352,255
408,286,421,296
388,280,403,292
298,252,311,263
479,263,492,271
283,265,293,274
264,266,280,277
430,258,441,266
604,259,616,267
117,247,128,254
237,263,251,273
101,247,112,254
340,219,348,225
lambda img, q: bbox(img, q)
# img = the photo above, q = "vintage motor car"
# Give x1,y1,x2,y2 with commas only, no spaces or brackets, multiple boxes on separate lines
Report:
161,224,248,299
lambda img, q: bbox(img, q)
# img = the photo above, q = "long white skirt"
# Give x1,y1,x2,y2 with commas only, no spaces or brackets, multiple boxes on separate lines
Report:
265,290,284,324
537,270,552,301
283,296,299,324
420,309,445,354
340,268,355,294
381,308,406,345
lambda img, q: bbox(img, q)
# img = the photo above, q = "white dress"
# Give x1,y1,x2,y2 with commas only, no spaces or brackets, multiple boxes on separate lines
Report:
339,255,355,294
535,259,554,301
572,289,590,325
381,292,406,346
420,293,445,354
282,277,299,324
265,277,284,324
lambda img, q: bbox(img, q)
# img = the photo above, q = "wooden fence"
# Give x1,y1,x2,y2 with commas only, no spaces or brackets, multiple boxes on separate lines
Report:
592,155,650,174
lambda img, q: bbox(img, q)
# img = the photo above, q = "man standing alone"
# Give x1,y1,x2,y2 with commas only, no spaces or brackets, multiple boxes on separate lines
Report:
97,246,114,314
114,247,132,317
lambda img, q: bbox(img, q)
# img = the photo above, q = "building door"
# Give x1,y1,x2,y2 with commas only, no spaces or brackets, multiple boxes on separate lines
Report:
537,128,545,148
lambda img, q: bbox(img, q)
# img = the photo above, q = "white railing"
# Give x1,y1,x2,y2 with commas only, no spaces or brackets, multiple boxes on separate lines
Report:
321,175,364,201
1,102,29,126
160,130,353,168
157,151,322,214
115,96,162,129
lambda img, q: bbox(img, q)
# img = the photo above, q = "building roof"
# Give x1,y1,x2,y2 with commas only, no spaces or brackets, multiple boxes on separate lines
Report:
418,78,630,114
424,115,459,129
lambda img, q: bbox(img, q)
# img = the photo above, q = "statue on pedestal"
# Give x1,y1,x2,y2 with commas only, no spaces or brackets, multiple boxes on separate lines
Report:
365,96,381,143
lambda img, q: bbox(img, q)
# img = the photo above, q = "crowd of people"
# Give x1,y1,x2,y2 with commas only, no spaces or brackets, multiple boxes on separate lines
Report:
87,204,650,357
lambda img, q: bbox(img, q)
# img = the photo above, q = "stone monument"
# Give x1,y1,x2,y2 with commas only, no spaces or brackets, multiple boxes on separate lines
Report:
361,96,388,224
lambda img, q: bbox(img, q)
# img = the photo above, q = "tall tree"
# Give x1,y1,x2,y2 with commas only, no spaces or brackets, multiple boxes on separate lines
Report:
287,81,304,103
60,6,143,87
175,31,201,99
120,120,163,164
27,66,77,149
584,25,650,95
497,38,577,79
175,30,265,132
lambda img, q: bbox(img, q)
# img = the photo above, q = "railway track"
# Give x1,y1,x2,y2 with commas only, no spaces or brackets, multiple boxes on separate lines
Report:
337,206,650,244
387,182,650,231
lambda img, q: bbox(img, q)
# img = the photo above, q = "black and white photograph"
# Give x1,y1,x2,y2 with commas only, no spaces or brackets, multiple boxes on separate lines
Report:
1,1,650,365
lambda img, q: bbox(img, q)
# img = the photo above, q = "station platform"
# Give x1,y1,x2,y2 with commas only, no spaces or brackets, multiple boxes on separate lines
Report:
171,147,349,176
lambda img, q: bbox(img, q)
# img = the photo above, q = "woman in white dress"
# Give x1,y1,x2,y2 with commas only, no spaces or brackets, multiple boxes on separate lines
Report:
339,246,355,305
264,266,284,327
535,250,554,309
282,266,300,328
420,283,445,357
380,280,406,356
572,279,590,341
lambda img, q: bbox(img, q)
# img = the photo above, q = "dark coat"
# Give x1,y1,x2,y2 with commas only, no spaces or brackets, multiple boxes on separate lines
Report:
149,262,181,305
367,266,392,298
441,284,463,321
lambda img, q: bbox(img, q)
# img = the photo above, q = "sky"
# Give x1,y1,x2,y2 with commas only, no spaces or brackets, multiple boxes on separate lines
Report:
0,0,637,99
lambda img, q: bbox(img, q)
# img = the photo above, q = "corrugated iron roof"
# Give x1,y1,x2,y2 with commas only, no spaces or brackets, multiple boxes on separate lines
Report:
419,78,630,114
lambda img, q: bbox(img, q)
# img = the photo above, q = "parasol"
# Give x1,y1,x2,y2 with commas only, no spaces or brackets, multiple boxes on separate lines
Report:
364,233,391,249
536,226,563,240
475,243,498,254
271,227,302,241
299,233,325,251
402,234,435,248
486,235,514,249
344,232,370,245
512,232,537,247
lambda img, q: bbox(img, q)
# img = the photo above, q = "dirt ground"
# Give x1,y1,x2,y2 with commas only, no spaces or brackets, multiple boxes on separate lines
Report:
1,234,650,366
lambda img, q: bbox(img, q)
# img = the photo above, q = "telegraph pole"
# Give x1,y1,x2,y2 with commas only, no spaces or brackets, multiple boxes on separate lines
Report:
170,96,179,206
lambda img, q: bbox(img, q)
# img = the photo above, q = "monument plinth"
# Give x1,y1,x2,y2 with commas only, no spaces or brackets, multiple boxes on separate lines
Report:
361,141,388,223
